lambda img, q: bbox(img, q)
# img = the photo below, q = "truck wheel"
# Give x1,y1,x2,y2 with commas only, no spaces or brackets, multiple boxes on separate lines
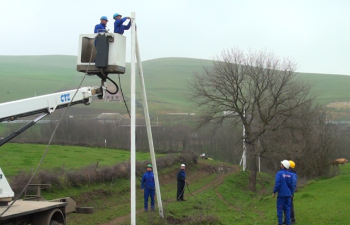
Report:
50,220,59,225
32,209,65,225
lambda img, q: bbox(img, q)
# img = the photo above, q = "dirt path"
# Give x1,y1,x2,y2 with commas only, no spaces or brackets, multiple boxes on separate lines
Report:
214,172,268,212
215,189,240,210
103,209,144,225
103,163,239,225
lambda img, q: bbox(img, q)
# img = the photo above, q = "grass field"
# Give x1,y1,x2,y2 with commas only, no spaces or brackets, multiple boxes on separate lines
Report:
2,56,350,120
0,143,163,176
0,143,348,224
70,162,350,225
253,164,350,225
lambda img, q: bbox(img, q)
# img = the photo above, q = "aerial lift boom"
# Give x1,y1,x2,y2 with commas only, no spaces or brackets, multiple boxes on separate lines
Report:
0,86,104,148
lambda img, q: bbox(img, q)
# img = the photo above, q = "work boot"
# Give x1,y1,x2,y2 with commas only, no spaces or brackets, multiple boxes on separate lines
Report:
144,209,148,212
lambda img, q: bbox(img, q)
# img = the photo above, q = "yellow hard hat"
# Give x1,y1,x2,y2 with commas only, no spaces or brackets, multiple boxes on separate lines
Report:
289,160,295,169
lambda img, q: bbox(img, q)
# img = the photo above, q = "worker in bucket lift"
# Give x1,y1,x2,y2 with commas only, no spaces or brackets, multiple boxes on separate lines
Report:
273,160,293,225
141,164,155,212
113,13,131,34
177,164,188,201
94,16,108,33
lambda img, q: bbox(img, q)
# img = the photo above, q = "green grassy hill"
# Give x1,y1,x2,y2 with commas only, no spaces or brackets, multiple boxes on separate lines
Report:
1,143,349,224
1,55,350,119
253,164,350,225
0,143,163,176
58,156,350,225
109,162,350,225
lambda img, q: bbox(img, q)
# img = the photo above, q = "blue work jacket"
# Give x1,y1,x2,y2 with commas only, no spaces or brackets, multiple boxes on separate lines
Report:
289,169,298,195
94,23,107,33
273,168,293,197
114,17,131,34
177,169,186,183
141,171,155,189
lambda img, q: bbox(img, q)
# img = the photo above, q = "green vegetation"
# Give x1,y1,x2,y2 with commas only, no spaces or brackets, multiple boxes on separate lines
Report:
0,143,348,224
0,143,163,176
65,161,350,224
2,56,350,119
252,164,350,225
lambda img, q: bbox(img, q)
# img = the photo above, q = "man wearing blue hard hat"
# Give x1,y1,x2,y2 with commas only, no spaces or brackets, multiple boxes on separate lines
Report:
94,16,108,33
113,13,131,35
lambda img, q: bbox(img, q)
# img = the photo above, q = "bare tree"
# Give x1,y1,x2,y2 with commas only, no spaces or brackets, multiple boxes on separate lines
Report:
258,104,338,177
189,48,314,192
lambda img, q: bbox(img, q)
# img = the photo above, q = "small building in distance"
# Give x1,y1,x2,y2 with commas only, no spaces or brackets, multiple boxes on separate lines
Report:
95,113,124,123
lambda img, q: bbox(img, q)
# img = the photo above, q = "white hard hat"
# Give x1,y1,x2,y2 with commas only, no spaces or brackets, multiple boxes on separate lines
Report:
281,160,290,169
181,164,186,167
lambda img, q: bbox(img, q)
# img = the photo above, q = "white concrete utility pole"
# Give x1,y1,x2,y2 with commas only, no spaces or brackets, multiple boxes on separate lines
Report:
240,109,247,171
135,30,164,218
130,11,136,225
130,12,164,224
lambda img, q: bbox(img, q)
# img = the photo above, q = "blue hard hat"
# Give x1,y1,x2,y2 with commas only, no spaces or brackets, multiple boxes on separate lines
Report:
113,13,122,19
100,16,108,21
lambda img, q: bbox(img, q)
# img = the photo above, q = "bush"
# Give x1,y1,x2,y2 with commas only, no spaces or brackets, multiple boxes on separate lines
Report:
9,152,198,194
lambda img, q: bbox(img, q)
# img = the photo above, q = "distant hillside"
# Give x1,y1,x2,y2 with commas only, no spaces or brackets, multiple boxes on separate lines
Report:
1,55,350,119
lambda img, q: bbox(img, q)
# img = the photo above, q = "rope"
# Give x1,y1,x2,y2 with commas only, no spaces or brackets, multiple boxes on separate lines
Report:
186,183,198,201
137,171,193,203
118,74,131,118
0,44,95,216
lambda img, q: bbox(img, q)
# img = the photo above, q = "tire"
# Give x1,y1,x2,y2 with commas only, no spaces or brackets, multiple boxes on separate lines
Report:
32,209,65,225
49,220,59,225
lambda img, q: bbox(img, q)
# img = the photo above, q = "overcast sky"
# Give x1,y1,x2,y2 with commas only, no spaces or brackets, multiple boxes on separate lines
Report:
1,0,350,75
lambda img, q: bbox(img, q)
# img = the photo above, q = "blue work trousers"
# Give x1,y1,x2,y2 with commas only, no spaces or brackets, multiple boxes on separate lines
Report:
277,196,291,225
144,188,155,210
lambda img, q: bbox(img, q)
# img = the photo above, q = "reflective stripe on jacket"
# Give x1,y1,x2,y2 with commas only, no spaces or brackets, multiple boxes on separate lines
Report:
94,23,106,33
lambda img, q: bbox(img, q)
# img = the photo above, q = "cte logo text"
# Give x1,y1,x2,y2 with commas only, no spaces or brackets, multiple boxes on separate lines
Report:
61,94,71,102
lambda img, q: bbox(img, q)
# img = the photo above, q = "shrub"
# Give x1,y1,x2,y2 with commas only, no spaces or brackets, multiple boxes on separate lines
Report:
9,152,198,194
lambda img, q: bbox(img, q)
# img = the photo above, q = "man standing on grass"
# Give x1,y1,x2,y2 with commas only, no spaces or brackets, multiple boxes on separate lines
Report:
284,160,297,225
273,160,293,225
177,164,188,201
141,164,155,212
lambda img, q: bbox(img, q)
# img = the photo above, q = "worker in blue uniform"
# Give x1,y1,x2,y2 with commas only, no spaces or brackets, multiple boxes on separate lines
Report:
112,13,131,34
283,160,297,225
94,16,108,33
141,164,155,212
273,160,293,225
177,164,188,201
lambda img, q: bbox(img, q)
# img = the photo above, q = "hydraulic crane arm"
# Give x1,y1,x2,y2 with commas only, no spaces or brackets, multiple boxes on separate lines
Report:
0,86,105,147
0,86,104,123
